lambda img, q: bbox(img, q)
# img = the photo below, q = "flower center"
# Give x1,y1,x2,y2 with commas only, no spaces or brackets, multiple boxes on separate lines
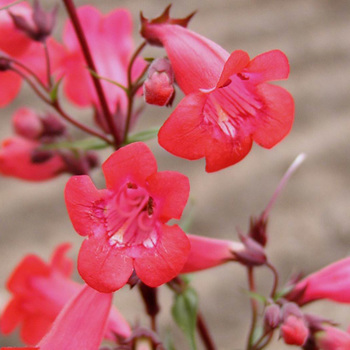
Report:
107,183,157,248
202,74,263,138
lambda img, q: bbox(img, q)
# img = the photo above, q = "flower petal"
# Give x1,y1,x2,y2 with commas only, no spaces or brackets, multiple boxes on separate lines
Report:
102,142,157,190
216,50,250,88
38,285,112,350
64,175,109,237
50,243,73,277
246,50,290,83
0,71,22,107
252,84,294,149
134,224,190,287
147,171,190,222
158,93,208,160
143,23,228,93
78,236,133,293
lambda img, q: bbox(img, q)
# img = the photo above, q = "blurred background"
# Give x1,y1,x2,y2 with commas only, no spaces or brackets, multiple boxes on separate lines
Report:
1,0,350,348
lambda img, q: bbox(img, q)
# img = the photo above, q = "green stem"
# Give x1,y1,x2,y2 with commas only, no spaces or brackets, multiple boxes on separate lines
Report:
246,267,258,350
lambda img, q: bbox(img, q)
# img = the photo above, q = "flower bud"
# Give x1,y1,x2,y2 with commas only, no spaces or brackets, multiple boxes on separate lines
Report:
0,54,11,71
143,58,175,106
12,108,44,140
233,234,267,267
264,304,281,331
9,0,58,42
280,302,309,346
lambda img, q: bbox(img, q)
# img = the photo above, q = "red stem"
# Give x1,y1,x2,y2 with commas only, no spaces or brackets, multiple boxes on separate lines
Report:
197,311,217,350
62,0,120,147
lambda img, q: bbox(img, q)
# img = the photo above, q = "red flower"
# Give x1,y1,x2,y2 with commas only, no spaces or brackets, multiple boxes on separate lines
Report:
289,257,350,305
0,136,65,181
64,142,190,293
57,6,145,110
0,244,131,345
316,326,350,350
1,285,115,350
142,11,294,172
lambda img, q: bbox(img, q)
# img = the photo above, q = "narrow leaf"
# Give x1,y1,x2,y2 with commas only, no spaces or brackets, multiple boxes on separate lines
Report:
124,127,160,144
171,287,198,350
88,68,127,92
50,76,64,102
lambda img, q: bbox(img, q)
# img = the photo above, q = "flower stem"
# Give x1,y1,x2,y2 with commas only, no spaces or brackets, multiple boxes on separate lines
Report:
62,0,120,147
43,40,53,89
266,262,279,299
122,41,147,144
11,67,113,144
246,267,258,350
197,311,217,350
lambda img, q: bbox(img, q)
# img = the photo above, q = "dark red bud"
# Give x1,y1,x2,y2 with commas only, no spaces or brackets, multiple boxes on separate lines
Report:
233,234,267,267
31,148,54,163
41,113,66,137
249,215,268,246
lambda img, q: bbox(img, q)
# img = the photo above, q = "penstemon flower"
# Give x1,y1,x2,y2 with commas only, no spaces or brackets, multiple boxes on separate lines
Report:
65,142,190,293
141,8,294,172
0,243,131,345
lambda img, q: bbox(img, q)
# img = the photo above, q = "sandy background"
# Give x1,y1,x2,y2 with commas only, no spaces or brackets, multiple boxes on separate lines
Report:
1,0,350,349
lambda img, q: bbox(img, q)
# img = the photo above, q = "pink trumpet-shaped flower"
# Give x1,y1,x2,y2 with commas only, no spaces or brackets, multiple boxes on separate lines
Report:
181,234,244,273
288,257,350,305
57,6,145,111
0,244,131,345
65,142,190,293
141,9,294,172
316,326,350,350
1,285,114,350
0,136,65,181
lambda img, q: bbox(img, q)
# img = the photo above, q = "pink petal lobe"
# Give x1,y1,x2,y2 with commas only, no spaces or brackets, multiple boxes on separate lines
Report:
134,224,190,287
247,50,290,83
38,285,112,350
0,299,23,335
158,93,208,160
102,142,157,190
106,307,131,340
78,236,133,293
50,243,73,277
252,84,294,149
147,171,190,222
64,175,108,237
216,50,250,88
204,133,253,172
21,315,52,345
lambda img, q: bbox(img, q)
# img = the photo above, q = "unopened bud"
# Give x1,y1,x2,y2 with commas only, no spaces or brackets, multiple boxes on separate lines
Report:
280,302,309,346
60,150,99,176
9,0,57,42
233,234,267,267
41,113,66,137
143,58,175,106
264,304,281,330
13,108,43,140
31,148,54,163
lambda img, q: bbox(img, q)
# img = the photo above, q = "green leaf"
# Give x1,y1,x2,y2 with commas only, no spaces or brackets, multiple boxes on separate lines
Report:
243,290,267,304
42,137,109,151
171,287,198,350
49,76,64,102
124,127,160,144
88,68,127,92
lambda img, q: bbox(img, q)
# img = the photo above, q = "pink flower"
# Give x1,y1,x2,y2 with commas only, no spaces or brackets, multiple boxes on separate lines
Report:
181,234,244,273
316,326,350,350
0,244,131,345
57,6,145,111
0,136,65,181
288,257,350,305
1,284,114,350
0,1,61,107
64,142,190,293
141,9,294,172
